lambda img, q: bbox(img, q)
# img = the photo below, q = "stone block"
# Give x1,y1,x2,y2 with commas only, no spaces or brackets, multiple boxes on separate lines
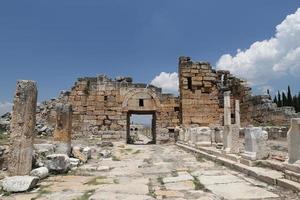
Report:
242,127,269,161
72,146,91,163
2,176,39,192
46,154,70,173
30,167,49,179
287,118,300,164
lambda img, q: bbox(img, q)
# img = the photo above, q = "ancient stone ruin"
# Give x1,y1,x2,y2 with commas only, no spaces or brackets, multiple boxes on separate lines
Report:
1,56,300,199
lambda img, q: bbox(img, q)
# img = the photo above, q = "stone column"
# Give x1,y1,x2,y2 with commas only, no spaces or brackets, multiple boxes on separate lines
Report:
224,91,231,126
222,124,239,154
53,103,72,155
235,100,240,127
287,118,300,164
8,80,37,175
242,127,269,160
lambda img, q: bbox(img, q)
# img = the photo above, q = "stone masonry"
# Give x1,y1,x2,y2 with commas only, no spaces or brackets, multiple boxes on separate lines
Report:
36,56,298,143
8,80,37,175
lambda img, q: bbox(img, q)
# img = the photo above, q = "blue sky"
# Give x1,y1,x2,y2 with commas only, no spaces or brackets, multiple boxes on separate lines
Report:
0,1,300,114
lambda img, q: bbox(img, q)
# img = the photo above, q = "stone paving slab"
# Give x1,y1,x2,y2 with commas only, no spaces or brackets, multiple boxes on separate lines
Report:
199,174,244,185
163,173,194,184
205,182,279,200
165,180,195,191
89,191,155,200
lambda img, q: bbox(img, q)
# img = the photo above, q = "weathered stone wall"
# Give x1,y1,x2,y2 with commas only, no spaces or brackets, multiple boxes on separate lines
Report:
179,56,250,127
45,75,180,143
179,56,221,126
34,56,299,143
240,95,300,127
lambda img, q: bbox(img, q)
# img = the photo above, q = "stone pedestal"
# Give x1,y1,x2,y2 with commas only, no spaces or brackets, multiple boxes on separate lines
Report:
222,124,239,154
178,128,185,142
184,129,190,143
53,103,72,155
242,127,269,161
8,80,37,176
287,118,300,164
195,127,212,147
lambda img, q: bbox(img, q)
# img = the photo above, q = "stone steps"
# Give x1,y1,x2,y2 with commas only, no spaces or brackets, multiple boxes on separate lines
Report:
176,142,300,192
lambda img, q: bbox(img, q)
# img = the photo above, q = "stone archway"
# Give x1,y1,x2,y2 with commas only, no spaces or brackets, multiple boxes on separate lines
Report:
122,89,161,144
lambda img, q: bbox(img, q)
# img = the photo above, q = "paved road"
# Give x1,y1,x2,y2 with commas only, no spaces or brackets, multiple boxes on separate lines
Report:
3,143,299,200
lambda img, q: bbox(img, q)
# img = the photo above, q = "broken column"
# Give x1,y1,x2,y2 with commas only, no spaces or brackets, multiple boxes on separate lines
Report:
235,100,240,127
222,124,239,154
224,91,231,126
53,103,72,155
222,91,239,153
8,80,37,175
287,118,300,164
242,127,269,161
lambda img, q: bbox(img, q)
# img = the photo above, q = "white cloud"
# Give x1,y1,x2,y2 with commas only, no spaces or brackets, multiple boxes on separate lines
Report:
258,85,273,95
0,102,12,116
216,8,300,86
151,72,179,94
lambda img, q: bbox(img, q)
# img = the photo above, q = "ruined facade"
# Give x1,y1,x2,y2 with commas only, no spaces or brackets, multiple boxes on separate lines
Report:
48,76,180,144
179,56,250,127
37,56,299,143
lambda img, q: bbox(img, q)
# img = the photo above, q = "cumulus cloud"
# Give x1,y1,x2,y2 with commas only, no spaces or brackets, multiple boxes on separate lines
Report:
0,102,12,116
151,72,179,94
216,8,300,86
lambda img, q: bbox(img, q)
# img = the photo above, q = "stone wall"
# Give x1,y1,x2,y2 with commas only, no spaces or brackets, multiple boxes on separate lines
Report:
179,56,250,127
34,56,299,143
240,95,300,127
41,75,180,143
179,56,221,126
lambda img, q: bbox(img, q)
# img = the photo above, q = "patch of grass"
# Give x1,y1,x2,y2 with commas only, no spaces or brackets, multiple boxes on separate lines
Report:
192,176,205,190
133,150,141,154
112,155,121,161
171,170,179,177
31,184,52,200
113,179,119,184
143,158,152,165
2,191,11,196
124,148,133,152
0,133,9,145
75,189,95,200
84,176,108,185
196,155,205,163
147,178,157,199
157,176,164,185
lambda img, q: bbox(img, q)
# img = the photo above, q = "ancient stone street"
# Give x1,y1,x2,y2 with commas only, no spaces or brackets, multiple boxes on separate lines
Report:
1,142,298,200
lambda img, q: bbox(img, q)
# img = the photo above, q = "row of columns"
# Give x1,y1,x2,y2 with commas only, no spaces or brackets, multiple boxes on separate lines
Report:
8,80,72,176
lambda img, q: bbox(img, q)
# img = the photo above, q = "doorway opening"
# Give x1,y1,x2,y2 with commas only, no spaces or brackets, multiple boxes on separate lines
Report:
126,111,156,144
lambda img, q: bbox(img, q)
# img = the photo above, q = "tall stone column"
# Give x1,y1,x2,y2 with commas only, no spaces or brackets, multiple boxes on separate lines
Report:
287,118,300,164
224,91,231,126
8,80,37,175
223,91,240,153
235,100,240,127
53,103,72,155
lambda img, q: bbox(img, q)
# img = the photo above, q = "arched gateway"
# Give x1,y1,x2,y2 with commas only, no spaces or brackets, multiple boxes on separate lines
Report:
60,75,180,144
122,89,161,144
